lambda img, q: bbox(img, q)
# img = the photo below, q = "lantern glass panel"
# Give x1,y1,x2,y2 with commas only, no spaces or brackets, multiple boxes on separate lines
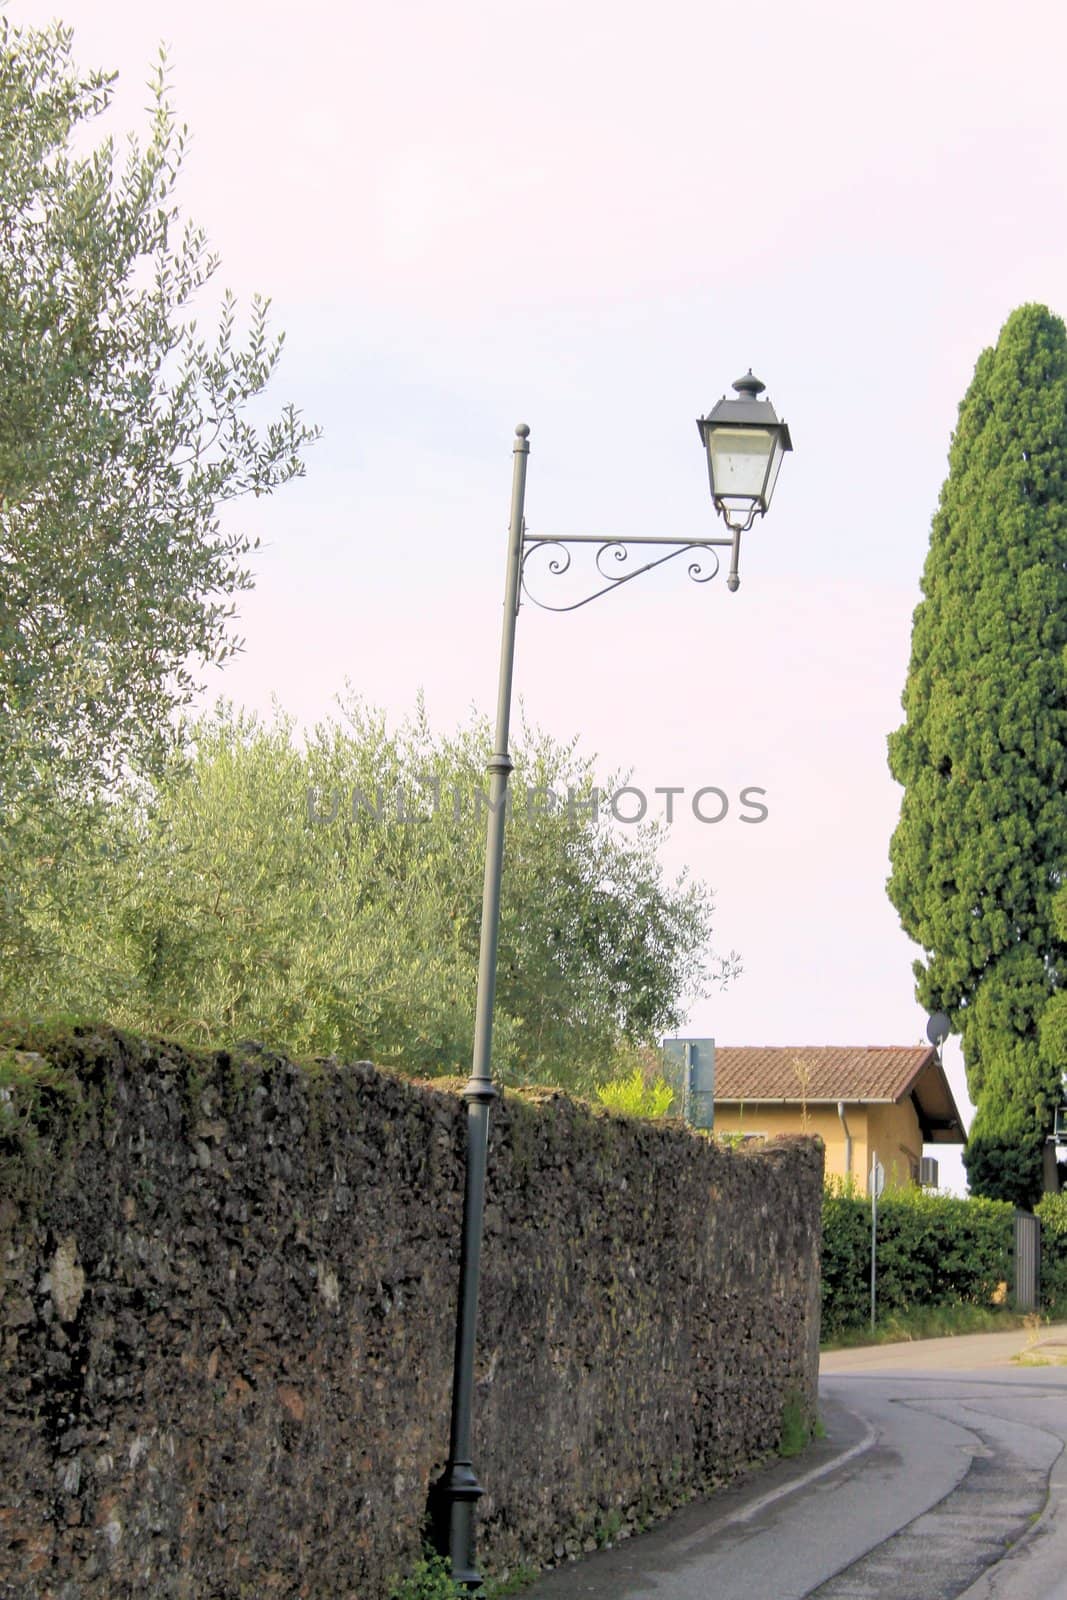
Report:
761,434,787,511
706,426,775,505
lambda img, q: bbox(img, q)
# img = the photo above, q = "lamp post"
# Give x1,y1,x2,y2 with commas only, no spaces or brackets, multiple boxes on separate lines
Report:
432,374,792,1588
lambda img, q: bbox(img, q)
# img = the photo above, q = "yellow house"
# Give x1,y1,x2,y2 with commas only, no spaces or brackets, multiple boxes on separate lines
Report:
713,1046,966,1193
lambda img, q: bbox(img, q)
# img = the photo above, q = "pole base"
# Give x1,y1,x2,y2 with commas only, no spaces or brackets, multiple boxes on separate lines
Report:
428,1462,485,1591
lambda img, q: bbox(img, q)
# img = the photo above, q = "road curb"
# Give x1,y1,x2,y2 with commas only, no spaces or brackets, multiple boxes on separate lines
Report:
724,1393,878,1530
523,1391,877,1597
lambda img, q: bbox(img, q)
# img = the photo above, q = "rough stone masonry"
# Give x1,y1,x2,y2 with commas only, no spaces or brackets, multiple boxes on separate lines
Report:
0,1028,823,1598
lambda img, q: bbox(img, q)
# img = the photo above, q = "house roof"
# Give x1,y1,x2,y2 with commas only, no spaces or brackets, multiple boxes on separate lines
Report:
713,1045,966,1144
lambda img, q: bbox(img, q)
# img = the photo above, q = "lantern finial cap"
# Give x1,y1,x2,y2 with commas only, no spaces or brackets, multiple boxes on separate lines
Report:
733,371,766,399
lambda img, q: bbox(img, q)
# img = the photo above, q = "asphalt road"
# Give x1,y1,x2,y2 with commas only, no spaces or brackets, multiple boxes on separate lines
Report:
523,1325,1067,1600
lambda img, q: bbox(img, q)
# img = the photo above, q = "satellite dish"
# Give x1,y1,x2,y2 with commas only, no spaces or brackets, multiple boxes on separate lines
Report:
926,1012,951,1048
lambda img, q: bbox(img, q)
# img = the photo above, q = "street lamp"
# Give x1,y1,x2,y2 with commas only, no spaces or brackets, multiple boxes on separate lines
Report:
432,375,792,1589
697,370,793,590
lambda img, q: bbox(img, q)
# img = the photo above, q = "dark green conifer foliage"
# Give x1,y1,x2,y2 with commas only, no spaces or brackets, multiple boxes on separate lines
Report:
887,305,1067,1207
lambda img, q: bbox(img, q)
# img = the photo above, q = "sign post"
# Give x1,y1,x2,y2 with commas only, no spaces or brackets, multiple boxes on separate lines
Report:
661,1037,715,1129
870,1151,885,1332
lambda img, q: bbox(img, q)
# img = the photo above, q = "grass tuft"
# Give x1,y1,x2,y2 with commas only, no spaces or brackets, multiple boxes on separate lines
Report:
779,1390,814,1458
821,1302,1036,1351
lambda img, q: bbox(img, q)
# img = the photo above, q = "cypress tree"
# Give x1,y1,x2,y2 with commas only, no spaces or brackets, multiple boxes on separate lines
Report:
887,304,1067,1207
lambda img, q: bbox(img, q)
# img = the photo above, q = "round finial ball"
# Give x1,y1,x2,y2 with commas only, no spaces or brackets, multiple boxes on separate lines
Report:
726,574,740,593
515,423,530,438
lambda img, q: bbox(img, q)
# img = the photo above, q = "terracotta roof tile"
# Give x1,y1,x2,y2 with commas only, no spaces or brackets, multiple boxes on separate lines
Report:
713,1046,936,1104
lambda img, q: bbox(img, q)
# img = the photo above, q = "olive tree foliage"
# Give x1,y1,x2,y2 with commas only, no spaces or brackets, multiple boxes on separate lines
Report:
0,16,318,807
887,304,1067,1206
3,696,731,1088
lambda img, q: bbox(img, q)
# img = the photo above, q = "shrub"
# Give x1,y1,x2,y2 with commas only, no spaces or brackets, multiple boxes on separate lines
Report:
387,1553,538,1600
1036,1192,1067,1309
595,1067,674,1119
3,699,724,1091
821,1186,1015,1339
822,1172,861,1199
388,1552,463,1600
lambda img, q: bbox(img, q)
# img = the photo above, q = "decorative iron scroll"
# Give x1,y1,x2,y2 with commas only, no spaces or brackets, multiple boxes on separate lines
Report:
519,534,734,613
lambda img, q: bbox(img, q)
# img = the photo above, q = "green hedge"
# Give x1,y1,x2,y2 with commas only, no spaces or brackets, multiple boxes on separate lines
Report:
821,1188,1016,1338
1036,1192,1067,1309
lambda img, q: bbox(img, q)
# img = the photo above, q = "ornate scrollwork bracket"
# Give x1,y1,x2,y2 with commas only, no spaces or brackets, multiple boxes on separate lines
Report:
519,529,744,613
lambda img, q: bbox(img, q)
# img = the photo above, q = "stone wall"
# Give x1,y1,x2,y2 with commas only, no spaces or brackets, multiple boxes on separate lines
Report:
0,1028,823,1598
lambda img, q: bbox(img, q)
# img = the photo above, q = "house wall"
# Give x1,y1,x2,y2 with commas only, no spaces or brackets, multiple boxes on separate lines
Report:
0,1029,824,1600
715,1100,924,1193
866,1101,923,1190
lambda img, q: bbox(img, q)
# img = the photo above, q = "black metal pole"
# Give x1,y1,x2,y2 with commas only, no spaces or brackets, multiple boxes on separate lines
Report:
434,423,529,1589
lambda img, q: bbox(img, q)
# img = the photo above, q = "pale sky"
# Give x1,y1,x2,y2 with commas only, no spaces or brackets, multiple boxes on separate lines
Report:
15,0,1067,1191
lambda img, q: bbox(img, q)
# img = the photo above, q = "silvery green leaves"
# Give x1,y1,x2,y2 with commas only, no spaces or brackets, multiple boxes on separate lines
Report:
0,19,318,812
0,697,724,1090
